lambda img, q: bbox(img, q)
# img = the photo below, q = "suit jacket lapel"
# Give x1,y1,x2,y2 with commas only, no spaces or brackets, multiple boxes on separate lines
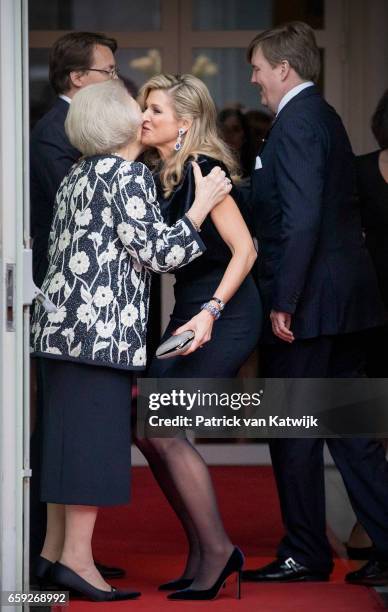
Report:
257,117,276,155
275,84,320,122
54,96,70,118
257,86,320,156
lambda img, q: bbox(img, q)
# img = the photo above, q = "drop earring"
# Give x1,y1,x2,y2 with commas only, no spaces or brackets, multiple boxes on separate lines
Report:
174,128,185,151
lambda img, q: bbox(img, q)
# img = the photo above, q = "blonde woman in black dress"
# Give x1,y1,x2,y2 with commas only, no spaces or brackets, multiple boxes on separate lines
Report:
136,74,262,601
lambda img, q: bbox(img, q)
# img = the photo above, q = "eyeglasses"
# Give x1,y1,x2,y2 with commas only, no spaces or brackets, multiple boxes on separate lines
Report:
87,66,118,79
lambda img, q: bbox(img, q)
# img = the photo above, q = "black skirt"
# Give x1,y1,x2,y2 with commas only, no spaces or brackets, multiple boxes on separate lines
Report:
40,358,132,506
148,274,262,378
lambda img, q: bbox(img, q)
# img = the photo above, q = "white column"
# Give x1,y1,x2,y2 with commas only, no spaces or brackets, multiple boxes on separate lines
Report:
0,0,26,604
343,0,388,153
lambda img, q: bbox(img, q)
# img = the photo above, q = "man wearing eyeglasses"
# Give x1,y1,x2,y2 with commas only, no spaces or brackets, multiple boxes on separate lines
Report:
30,31,124,586
31,31,118,287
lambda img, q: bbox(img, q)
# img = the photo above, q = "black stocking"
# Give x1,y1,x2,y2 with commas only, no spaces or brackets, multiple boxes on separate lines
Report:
136,436,234,589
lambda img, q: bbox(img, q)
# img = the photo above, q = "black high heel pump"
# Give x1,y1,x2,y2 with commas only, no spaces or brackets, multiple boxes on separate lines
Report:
34,556,57,589
167,547,244,601
158,578,194,591
51,562,141,602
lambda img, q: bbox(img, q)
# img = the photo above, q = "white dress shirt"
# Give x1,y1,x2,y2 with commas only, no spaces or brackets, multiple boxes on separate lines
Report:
276,81,314,116
59,94,71,104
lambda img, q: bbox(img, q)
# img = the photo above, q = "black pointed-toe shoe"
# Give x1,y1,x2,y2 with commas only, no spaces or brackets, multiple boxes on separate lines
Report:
95,560,126,579
51,562,141,601
345,560,388,586
34,556,57,589
241,558,330,583
158,578,194,591
167,547,244,601
33,555,126,586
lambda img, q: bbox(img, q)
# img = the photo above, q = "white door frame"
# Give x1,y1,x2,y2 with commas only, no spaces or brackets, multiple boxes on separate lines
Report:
0,0,30,602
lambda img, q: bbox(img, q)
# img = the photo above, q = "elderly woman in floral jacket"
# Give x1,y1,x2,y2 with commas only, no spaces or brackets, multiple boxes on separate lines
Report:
30,79,230,602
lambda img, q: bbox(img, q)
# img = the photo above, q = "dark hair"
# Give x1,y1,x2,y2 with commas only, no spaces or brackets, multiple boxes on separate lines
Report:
119,74,138,98
49,31,117,94
218,108,256,177
247,21,320,83
371,89,388,149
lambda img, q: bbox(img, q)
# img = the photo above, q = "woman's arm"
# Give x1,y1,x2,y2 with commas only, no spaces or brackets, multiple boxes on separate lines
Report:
114,161,230,274
174,195,257,354
208,195,257,303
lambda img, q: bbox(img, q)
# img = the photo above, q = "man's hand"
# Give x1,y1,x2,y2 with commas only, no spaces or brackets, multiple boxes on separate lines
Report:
270,310,295,343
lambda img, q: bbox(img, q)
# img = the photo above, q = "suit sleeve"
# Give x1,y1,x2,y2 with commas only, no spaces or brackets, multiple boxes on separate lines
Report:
114,161,206,273
31,128,79,214
272,118,327,314
30,122,80,285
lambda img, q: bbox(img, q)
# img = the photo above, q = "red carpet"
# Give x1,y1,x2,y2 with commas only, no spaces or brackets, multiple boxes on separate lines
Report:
57,466,385,611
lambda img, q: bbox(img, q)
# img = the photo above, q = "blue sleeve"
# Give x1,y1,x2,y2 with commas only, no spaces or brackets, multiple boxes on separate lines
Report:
30,124,80,223
272,118,327,313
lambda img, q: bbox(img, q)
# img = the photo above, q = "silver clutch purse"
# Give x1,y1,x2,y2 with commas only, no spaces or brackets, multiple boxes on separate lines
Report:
156,330,195,359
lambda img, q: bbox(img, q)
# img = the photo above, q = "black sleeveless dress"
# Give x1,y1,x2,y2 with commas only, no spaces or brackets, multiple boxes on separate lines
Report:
147,155,262,378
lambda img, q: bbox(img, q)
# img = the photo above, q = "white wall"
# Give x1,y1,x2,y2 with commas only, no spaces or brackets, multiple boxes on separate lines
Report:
344,0,388,154
0,0,26,601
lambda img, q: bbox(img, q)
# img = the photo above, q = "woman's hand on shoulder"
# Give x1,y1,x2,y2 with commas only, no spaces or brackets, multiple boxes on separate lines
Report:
192,160,232,210
186,161,232,229
172,309,215,355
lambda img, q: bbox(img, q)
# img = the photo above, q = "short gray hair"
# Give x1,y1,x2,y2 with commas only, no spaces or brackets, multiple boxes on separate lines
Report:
65,80,141,155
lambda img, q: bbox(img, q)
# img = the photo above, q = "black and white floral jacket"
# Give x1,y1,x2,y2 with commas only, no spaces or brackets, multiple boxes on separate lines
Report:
30,155,205,370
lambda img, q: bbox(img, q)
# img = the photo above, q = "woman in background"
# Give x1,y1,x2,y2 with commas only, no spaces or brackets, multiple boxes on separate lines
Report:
136,74,262,601
357,88,388,377
347,89,388,559
218,107,257,180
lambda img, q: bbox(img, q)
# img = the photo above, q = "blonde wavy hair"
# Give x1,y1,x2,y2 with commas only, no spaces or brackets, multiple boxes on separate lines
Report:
138,73,240,197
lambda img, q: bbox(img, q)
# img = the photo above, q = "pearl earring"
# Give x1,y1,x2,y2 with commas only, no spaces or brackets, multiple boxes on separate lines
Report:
174,128,185,151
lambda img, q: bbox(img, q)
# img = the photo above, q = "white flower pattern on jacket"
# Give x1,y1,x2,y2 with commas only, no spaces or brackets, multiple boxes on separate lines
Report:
30,157,205,369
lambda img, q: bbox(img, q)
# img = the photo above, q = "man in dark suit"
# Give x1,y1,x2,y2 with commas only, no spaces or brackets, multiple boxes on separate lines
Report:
241,21,388,586
31,31,119,286
30,31,124,581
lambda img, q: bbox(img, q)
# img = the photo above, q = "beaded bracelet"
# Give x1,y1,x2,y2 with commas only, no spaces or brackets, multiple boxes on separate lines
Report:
201,301,221,320
211,296,225,311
